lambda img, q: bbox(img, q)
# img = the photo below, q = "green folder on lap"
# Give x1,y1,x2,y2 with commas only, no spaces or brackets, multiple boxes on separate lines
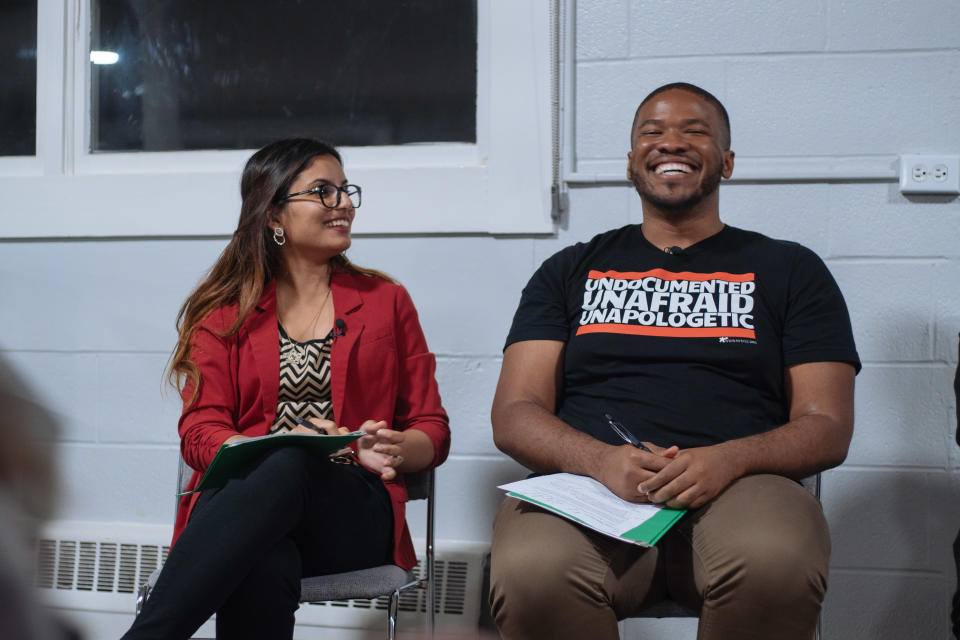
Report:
499,473,687,547
178,431,365,495
504,491,686,547
618,505,687,546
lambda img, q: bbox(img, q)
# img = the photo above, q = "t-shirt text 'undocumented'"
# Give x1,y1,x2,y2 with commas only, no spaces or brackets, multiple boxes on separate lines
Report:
577,268,756,339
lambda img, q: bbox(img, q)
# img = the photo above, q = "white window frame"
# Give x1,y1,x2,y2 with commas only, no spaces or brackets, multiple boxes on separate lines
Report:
1,0,554,238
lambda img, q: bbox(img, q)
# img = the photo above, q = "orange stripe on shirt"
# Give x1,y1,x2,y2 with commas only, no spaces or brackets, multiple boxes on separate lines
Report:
587,269,754,282
575,324,756,339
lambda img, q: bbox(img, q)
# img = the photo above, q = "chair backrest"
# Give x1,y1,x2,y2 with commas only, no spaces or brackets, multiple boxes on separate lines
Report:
173,456,192,517
403,468,433,501
800,473,820,500
177,457,192,493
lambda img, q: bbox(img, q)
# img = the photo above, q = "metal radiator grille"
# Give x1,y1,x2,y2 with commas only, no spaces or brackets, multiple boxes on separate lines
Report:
35,538,168,594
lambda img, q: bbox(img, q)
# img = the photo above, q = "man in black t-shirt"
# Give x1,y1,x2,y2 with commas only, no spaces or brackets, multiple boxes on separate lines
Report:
953,334,959,639
489,83,860,640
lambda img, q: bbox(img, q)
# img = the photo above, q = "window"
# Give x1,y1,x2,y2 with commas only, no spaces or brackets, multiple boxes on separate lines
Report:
0,0,37,156
90,0,476,152
2,1,553,237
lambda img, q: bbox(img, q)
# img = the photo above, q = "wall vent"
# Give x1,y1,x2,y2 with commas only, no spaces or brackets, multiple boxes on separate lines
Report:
35,521,485,635
35,537,168,595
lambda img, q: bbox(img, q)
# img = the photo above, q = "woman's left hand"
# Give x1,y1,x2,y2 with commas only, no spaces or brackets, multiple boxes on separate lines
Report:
356,420,407,480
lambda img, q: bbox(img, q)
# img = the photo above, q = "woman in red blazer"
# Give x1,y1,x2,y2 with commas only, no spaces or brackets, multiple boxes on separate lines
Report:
123,139,450,640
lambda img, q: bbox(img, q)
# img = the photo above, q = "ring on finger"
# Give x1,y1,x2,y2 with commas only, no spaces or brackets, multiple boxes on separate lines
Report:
394,455,404,465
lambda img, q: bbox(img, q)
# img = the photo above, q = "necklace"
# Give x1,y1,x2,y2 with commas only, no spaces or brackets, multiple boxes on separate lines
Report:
285,339,309,366
282,285,332,366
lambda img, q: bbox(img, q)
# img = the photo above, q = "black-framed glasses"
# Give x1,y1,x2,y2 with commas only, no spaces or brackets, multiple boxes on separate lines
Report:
281,183,362,208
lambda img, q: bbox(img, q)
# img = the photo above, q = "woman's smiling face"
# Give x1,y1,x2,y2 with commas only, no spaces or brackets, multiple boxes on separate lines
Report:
271,154,356,259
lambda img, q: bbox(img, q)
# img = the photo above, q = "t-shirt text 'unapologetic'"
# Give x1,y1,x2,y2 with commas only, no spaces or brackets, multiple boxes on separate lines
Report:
577,269,756,339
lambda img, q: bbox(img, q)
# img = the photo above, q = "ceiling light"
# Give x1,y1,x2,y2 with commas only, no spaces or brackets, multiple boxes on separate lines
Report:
90,50,119,65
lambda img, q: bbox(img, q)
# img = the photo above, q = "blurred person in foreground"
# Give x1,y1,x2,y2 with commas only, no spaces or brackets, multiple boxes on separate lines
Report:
122,138,450,640
0,355,80,639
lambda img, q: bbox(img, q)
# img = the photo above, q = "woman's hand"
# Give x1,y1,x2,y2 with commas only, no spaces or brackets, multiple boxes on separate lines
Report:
355,420,406,480
290,418,354,456
290,417,348,436
356,421,439,481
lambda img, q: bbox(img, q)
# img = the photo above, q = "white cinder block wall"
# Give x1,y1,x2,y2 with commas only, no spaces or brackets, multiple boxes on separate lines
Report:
1,1,958,639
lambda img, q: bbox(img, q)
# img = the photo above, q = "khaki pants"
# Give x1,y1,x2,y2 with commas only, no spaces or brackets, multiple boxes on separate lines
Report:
490,474,828,640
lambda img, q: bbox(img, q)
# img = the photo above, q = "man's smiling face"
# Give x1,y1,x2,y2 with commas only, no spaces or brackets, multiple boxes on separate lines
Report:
627,88,734,212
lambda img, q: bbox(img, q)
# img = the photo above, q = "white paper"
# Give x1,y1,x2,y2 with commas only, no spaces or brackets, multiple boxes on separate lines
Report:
499,473,670,542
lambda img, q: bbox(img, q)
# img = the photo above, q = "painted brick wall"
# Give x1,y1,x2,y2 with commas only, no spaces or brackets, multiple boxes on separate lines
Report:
0,1,957,638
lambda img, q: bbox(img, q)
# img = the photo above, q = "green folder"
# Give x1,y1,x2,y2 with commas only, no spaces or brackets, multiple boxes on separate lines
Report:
505,490,687,547
179,431,365,495
618,506,687,546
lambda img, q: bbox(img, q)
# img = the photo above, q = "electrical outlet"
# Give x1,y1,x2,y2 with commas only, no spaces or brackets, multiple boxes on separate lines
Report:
899,154,960,195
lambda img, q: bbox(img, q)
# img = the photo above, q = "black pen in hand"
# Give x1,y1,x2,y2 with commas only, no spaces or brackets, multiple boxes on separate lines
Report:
604,413,652,453
295,416,325,434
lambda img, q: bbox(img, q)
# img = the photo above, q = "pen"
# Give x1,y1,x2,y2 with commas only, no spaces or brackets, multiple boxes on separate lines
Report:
295,416,325,434
604,413,652,453
296,417,365,438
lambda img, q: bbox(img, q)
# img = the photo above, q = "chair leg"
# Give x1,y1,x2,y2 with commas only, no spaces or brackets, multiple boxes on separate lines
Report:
425,575,435,639
388,589,400,640
135,582,151,616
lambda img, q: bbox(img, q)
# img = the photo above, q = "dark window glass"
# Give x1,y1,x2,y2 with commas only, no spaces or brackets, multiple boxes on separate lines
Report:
0,1,37,156
90,0,477,152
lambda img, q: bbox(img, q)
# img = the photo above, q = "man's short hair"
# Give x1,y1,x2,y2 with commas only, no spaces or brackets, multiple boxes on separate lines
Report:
631,82,731,150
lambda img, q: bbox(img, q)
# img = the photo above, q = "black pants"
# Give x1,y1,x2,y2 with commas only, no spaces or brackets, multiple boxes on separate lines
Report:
122,446,393,640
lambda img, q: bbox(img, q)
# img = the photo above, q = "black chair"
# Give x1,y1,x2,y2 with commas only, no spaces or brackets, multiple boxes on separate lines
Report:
136,457,436,640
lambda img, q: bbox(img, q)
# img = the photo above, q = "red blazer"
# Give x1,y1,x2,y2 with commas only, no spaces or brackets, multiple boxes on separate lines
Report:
172,271,451,570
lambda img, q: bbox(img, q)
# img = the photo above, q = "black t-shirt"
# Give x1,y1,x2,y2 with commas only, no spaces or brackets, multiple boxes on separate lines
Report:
505,224,861,450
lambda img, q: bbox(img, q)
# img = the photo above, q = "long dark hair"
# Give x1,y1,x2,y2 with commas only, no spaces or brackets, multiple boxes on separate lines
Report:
168,138,393,399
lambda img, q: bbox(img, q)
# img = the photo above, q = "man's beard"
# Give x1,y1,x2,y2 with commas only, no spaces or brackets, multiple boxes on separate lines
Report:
632,164,723,212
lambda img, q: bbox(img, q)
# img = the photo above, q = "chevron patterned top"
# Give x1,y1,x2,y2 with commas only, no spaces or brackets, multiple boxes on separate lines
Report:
271,324,334,433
